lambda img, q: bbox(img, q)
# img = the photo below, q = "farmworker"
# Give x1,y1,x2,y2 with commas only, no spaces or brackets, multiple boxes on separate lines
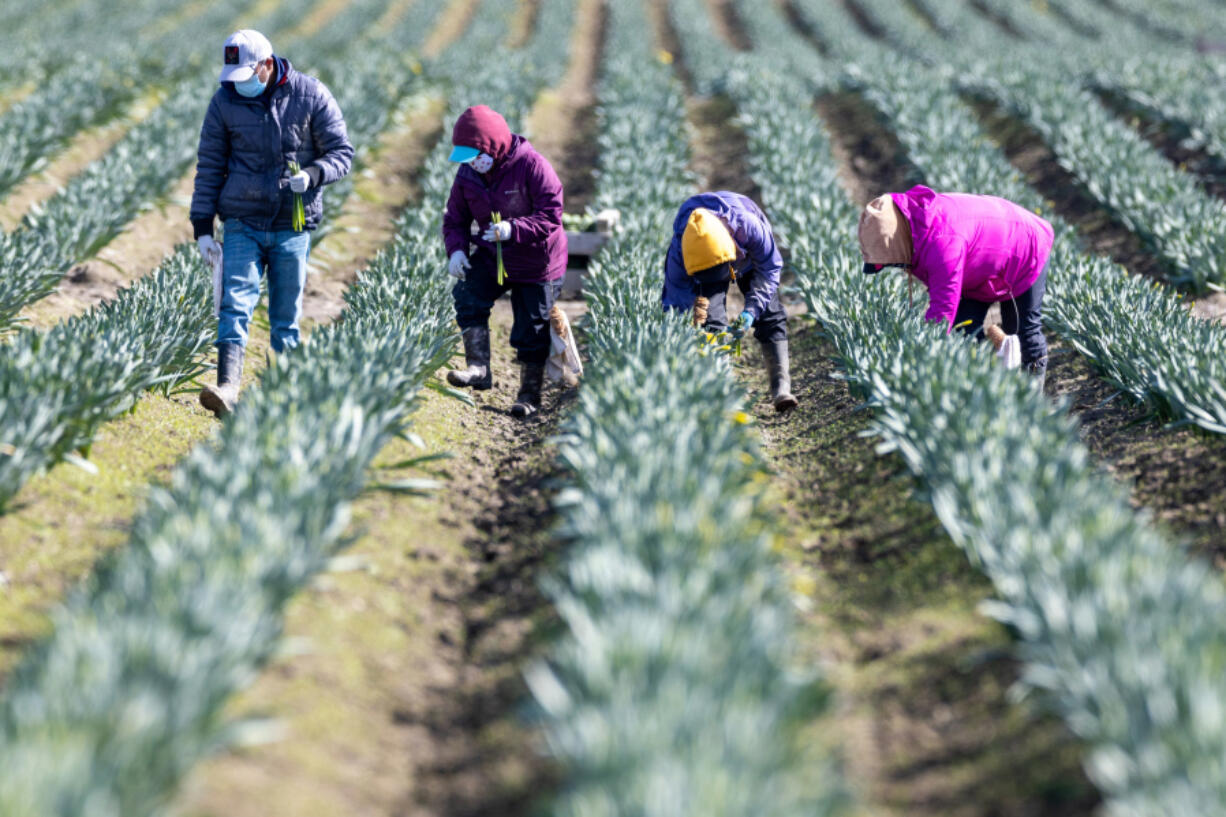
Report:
858,185,1052,386
190,29,354,417
662,192,798,412
443,105,567,419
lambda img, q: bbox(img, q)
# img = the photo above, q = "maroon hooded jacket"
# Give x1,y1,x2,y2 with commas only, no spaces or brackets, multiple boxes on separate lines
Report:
442,105,567,284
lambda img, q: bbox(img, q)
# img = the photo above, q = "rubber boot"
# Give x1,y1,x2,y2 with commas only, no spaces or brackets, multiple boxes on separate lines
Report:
199,342,244,418
760,338,799,412
1026,359,1047,393
447,326,493,390
510,362,546,418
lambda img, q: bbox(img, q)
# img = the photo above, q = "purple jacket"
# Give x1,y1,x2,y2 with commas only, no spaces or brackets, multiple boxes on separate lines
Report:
442,134,567,283
661,192,783,319
892,185,1053,328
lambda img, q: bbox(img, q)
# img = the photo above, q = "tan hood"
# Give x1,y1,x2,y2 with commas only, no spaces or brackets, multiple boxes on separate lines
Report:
858,194,913,265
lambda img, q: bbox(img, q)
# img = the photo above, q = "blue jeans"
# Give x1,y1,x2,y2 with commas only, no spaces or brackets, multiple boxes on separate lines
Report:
218,219,310,352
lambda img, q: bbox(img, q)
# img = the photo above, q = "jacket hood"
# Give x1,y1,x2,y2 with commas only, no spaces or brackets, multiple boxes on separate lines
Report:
887,184,940,258
452,105,513,160
858,191,913,265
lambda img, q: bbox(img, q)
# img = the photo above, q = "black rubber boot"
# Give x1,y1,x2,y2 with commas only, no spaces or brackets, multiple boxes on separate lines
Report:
760,338,798,412
510,362,546,418
199,342,245,418
447,326,493,390
1025,359,1047,393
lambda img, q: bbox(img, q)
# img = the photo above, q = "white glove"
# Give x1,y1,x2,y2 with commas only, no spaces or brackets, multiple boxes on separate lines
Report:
482,221,512,242
289,170,312,193
448,250,471,281
197,235,222,266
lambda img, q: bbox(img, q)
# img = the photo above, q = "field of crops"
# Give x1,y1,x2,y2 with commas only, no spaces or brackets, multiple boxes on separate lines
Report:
1,0,1224,815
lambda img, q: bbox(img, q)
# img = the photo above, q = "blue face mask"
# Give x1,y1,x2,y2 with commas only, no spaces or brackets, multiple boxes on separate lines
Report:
234,71,267,98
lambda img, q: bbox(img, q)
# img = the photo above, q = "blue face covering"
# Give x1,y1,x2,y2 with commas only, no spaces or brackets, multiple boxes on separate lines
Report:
234,71,267,98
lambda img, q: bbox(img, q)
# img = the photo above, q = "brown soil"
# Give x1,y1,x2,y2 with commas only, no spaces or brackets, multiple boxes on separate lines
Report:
1191,291,1226,323
739,323,1099,817
1046,340,1226,565
507,0,542,48
901,0,949,37
779,0,831,54
421,0,481,59
523,0,606,216
301,95,447,327
373,0,422,33
966,95,1172,283
285,0,356,39
816,90,921,206
173,301,581,817
646,2,763,202
705,0,753,51
841,0,888,41
0,88,164,232
968,0,1027,40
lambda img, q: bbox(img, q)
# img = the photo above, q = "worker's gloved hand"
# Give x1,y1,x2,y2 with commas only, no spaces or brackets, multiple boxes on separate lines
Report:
448,250,471,281
730,310,754,338
482,221,512,243
288,170,312,194
197,235,223,267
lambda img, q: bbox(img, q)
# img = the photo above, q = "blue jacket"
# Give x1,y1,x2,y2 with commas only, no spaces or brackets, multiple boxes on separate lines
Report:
661,192,783,319
190,57,354,236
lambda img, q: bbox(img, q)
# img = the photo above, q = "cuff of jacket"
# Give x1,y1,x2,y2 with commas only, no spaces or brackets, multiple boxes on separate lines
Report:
192,218,215,239
306,166,323,188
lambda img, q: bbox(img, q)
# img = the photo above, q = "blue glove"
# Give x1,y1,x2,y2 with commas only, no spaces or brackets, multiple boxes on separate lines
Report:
731,310,754,338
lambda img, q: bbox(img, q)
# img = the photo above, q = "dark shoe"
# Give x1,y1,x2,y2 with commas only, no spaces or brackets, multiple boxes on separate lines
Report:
759,338,798,412
1025,359,1047,393
199,342,245,417
510,362,546,418
447,326,493,390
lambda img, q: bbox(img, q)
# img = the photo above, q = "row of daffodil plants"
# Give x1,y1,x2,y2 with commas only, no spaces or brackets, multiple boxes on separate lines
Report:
719,2,1226,813
524,2,850,816
0,1,580,812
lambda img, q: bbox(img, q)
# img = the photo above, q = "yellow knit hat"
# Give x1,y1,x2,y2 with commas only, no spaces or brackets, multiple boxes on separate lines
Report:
681,208,737,275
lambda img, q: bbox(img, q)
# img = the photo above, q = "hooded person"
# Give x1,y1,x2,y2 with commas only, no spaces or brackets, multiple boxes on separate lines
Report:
859,184,1053,387
190,29,354,417
662,191,797,412
441,105,568,418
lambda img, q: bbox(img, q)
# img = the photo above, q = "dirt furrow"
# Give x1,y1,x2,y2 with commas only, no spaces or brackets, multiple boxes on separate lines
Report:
523,0,606,216
0,87,165,233
967,0,1027,40
507,0,542,48
173,302,576,817
422,0,481,59
705,0,753,51
778,0,831,54
840,0,888,41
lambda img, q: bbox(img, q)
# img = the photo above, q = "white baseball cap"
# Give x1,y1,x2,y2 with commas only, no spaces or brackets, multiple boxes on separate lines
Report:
219,29,273,83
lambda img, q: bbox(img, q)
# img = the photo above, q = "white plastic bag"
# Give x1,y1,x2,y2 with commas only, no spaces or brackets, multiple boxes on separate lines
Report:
998,333,1021,369
546,305,583,386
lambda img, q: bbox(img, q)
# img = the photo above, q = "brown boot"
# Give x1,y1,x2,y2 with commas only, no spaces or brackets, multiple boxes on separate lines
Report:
510,362,546,418
199,342,244,417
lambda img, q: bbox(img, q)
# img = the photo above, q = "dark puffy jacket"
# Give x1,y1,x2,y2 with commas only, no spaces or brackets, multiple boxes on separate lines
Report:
662,192,783,319
190,57,354,236
442,134,567,284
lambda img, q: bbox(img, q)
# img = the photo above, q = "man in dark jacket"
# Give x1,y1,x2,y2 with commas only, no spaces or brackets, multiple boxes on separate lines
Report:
442,105,567,418
662,191,797,412
190,29,354,417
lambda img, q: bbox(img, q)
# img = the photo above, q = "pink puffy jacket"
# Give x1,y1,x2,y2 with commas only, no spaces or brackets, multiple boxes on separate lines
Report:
892,185,1053,328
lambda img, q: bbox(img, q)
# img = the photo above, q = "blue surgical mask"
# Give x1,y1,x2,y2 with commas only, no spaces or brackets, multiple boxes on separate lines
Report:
234,72,267,98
